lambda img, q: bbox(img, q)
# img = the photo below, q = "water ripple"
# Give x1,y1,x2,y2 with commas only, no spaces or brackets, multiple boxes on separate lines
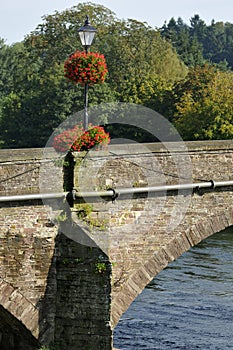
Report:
114,227,233,349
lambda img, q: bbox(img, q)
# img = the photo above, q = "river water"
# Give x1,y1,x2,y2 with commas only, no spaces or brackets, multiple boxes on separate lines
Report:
114,226,233,350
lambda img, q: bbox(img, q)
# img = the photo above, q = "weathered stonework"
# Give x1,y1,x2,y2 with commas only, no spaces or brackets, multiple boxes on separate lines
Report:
70,140,233,327
0,140,232,349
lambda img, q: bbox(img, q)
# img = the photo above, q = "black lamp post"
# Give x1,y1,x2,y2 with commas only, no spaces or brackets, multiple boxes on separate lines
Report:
78,16,97,130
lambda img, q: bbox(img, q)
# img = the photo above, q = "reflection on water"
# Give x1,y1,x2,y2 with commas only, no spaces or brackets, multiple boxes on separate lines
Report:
114,227,233,349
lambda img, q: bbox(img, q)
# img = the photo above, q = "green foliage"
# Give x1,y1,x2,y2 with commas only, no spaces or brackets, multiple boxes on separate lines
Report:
0,3,185,148
171,64,233,140
160,15,205,67
95,261,107,274
76,203,93,219
1,4,233,146
55,211,67,223
38,346,60,350
103,123,158,143
103,18,186,105
75,202,107,230
161,14,233,69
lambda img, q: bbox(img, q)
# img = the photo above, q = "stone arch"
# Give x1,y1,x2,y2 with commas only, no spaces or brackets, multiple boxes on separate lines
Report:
0,279,39,338
0,304,39,350
111,208,233,327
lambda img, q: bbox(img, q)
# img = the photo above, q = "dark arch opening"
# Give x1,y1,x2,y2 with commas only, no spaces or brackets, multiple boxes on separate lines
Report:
0,305,39,350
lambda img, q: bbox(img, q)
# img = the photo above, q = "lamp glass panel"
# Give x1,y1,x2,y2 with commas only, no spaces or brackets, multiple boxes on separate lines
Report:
79,31,95,46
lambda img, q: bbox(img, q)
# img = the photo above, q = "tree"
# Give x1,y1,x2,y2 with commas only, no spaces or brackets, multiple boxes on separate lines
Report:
190,14,207,40
0,40,27,99
102,18,187,105
0,3,186,148
171,64,233,140
160,14,233,70
0,4,118,148
160,16,205,66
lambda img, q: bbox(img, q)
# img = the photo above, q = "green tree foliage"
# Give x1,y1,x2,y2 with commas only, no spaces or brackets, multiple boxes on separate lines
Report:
0,2,186,148
100,18,187,105
170,64,233,140
161,14,233,69
25,3,186,104
161,15,205,66
2,4,233,147
203,21,233,69
0,4,118,148
0,44,84,147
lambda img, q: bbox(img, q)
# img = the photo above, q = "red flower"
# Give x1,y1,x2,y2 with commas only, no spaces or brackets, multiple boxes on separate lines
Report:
53,124,110,152
64,51,108,85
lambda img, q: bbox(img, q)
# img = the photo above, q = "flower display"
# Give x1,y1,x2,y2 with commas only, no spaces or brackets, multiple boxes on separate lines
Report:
53,125,83,152
64,51,108,85
53,124,110,152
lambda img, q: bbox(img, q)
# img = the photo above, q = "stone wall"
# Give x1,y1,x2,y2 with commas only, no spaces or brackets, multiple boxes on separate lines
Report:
0,148,113,349
54,233,112,350
0,148,63,196
0,200,57,347
0,140,232,349
70,140,233,326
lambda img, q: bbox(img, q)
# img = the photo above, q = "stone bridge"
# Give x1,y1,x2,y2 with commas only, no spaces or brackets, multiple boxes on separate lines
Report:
0,140,232,350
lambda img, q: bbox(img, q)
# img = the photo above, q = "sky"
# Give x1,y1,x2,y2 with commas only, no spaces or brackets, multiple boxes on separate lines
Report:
1,0,233,45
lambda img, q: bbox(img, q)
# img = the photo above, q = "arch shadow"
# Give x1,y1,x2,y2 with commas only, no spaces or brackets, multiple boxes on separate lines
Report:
0,281,39,350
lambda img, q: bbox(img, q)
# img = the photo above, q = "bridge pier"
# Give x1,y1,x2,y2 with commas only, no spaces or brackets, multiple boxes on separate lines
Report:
53,232,112,350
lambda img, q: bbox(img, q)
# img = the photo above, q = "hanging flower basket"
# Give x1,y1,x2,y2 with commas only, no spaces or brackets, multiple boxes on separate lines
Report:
64,51,108,85
72,125,110,151
53,124,110,152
